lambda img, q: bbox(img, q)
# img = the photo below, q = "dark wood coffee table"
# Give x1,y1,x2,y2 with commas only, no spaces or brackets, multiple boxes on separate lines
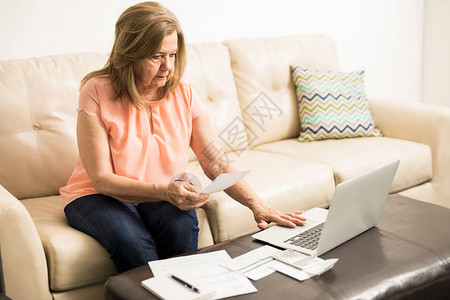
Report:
104,195,450,299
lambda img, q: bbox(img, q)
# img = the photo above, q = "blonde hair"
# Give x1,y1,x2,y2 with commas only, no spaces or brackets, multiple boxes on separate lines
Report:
81,1,186,109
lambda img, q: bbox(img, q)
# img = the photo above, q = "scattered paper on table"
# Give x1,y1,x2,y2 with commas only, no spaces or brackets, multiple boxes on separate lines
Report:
221,246,338,282
146,246,338,300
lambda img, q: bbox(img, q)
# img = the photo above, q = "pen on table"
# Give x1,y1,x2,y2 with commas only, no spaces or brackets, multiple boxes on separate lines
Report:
170,274,201,293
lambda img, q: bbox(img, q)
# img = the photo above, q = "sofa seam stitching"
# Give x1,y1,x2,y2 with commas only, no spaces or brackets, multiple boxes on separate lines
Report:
385,273,450,300
378,228,449,265
304,279,343,300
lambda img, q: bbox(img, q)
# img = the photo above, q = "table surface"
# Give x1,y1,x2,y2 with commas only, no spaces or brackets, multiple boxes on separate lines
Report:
104,195,450,300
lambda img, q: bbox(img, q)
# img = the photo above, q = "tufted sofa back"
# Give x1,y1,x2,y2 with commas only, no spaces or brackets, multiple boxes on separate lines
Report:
224,35,339,147
183,43,248,156
0,53,108,199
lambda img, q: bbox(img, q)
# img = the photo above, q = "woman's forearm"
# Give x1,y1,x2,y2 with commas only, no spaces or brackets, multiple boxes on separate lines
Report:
92,172,168,204
223,178,264,209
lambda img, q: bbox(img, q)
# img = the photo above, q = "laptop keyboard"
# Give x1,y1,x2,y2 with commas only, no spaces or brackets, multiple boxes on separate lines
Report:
283,223,324,250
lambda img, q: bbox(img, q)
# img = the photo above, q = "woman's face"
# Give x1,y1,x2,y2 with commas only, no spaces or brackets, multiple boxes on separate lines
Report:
133,31,178,97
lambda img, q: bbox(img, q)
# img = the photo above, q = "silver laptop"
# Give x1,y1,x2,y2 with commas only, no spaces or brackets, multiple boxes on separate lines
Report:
252,160,400,256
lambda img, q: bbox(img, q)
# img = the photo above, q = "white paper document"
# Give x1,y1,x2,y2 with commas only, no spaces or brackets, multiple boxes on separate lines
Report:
148,250,257,299
221,246,338,282
202,170,251,194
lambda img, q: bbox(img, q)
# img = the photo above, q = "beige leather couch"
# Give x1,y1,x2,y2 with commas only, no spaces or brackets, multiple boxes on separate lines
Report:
1,35,449,300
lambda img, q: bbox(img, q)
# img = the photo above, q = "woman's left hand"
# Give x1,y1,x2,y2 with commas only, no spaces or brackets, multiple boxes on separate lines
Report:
251,202,307,229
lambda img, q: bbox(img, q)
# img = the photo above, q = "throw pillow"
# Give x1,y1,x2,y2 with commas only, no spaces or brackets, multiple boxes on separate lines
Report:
291,66,382,142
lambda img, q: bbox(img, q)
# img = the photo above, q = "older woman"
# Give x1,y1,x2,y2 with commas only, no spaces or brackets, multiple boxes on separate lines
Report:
60,1,306,273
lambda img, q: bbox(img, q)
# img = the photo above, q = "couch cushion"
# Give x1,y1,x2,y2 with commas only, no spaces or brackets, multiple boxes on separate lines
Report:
183,43,248,156
291,66,381,142
0,53,108,200
224,35,340,147
21,196,117,291
21,196,213,292
187,150,335,243
254,137,432,193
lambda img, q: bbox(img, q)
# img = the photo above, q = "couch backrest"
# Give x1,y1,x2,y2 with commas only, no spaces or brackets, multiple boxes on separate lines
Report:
0,53,108,199
183,43,248,158
224,34,339,146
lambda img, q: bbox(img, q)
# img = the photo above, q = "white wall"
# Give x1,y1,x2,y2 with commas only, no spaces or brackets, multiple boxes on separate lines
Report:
0,0,425,102
422,0,450,107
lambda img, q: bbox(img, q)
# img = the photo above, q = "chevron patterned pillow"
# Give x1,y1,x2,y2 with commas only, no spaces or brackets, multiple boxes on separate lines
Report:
291,66,382,142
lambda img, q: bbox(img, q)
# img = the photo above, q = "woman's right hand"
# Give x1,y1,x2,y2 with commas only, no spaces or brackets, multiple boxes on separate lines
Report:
166,181,210,210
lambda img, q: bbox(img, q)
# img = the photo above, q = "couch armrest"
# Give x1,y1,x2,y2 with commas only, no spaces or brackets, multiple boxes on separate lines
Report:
0,185,52,300
370,99,450,203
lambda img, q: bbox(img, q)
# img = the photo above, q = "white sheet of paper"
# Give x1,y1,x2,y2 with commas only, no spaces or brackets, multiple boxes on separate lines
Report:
148,250,257,299
202,170,251,194
221,245,282,281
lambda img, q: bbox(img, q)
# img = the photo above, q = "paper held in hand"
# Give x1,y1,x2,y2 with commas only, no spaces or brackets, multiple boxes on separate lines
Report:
201,170,251,194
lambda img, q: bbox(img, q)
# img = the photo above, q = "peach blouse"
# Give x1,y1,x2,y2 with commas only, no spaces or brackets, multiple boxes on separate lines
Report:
59,76,205,206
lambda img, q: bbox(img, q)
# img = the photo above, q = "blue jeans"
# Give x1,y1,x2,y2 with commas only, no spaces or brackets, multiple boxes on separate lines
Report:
64,194,199,272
